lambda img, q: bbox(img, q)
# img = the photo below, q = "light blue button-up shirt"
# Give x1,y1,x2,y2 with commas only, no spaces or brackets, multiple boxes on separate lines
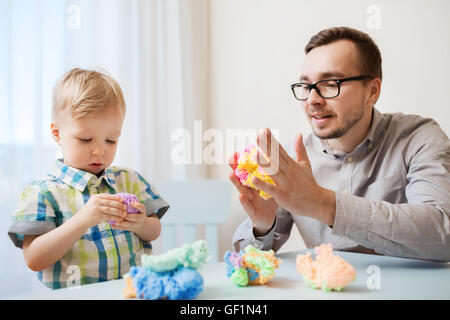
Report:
233,108,450,261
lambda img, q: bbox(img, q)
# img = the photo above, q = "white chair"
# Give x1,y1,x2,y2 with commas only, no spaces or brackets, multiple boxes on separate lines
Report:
154,179,232,262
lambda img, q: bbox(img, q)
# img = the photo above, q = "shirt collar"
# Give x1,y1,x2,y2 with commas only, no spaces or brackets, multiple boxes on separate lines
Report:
51,159,117,192
314,107,387,157
364,107,386,145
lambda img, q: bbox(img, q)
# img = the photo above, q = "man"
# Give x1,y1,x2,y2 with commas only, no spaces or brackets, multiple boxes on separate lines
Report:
230,26,450,261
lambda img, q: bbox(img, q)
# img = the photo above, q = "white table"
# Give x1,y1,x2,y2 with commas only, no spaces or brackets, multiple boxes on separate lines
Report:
7,250,450,300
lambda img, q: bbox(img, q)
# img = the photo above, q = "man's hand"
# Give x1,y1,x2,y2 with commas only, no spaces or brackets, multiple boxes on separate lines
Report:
252,128,336,227
228,152,278,236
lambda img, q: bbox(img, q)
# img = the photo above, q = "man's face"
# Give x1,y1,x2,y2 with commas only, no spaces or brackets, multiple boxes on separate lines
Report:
299,39,374,140
51,107,124,176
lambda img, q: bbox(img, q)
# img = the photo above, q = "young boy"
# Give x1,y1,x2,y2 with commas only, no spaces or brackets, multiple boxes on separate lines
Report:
8,68,169,289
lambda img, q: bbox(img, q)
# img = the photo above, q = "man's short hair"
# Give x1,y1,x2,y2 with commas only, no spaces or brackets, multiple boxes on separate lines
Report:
52,68,126,121
305,26,382,81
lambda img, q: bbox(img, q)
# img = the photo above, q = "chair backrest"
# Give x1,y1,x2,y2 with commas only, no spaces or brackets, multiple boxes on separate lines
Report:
154,179,232,262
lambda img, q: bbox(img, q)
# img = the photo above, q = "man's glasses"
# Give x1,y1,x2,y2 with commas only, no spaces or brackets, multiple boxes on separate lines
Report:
290,75,374,101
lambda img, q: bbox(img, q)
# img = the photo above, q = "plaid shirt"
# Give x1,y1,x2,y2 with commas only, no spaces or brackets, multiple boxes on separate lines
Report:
8,159,169,289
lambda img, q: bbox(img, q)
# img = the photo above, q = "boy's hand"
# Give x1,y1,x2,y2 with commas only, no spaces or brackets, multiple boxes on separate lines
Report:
111,201,147,233
78,194,127,228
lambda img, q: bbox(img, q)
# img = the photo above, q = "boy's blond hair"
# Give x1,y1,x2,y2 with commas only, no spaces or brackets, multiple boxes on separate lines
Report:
52,68,126,121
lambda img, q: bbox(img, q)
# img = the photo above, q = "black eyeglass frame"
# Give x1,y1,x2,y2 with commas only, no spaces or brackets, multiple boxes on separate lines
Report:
290,75,374,101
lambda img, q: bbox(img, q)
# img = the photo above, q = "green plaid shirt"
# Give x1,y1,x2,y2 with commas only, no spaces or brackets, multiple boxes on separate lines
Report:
8,159,169,289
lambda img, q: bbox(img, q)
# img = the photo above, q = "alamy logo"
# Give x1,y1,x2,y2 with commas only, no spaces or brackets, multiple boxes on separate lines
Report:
366,5,382,30
366,264,381,290
66,265,81,289
66,5,81,30
170,121,280,174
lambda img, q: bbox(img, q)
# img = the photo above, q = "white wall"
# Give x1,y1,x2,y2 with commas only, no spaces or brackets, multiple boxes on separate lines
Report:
207,0,450,257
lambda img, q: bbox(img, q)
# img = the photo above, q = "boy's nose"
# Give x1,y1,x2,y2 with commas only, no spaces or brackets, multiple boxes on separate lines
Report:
92,146,105,156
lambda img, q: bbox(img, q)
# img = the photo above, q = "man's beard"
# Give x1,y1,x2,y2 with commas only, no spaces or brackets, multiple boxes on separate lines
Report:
313,107,365,140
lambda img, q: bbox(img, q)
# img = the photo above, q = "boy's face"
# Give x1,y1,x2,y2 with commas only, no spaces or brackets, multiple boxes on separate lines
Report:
51,107,124,176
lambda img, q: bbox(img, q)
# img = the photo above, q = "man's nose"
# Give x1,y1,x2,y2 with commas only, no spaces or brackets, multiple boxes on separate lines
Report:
306,87,325,105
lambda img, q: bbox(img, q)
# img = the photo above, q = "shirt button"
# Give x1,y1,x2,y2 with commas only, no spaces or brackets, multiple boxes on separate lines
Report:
347,157,353,162
368,143,373,150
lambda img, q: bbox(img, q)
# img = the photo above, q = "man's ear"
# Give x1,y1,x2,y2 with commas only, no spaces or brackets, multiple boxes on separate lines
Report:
368,77,381,106
50,122,61,144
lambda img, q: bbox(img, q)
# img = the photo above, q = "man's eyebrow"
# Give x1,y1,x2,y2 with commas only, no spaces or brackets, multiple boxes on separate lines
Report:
319,71,346,79
299,71,346,82
299,75,309,81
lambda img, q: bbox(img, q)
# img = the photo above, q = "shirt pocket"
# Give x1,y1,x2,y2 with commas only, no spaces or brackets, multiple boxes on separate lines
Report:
365,175,406,203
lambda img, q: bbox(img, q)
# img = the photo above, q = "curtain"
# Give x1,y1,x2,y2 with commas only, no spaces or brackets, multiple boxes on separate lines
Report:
0,0,209,297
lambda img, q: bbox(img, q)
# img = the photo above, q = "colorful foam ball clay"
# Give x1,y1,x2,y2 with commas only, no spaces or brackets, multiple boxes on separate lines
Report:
234,144,275,200
108,192,140,225
123,240,209,300
296,243,356,292
224,245,281,287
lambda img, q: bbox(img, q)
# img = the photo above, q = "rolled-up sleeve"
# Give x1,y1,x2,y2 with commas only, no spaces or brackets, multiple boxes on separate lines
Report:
133,171,170,219
8,184,57,249
232,207,294,252
332,121,450,262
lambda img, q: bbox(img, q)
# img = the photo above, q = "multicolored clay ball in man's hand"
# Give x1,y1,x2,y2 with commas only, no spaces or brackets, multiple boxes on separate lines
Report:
108,193,140,225
234,144,275,200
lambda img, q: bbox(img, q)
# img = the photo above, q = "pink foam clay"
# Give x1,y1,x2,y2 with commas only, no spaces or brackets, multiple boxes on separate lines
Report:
108,193,139,225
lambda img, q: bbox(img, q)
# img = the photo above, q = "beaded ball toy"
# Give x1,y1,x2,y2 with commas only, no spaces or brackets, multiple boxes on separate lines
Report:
123,240,209,300
296,243,356,292
224,245,282,287
107,192,140,225
234,144,275,200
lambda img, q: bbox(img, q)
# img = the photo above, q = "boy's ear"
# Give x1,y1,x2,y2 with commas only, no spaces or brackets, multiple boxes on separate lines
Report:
50,122,61,144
